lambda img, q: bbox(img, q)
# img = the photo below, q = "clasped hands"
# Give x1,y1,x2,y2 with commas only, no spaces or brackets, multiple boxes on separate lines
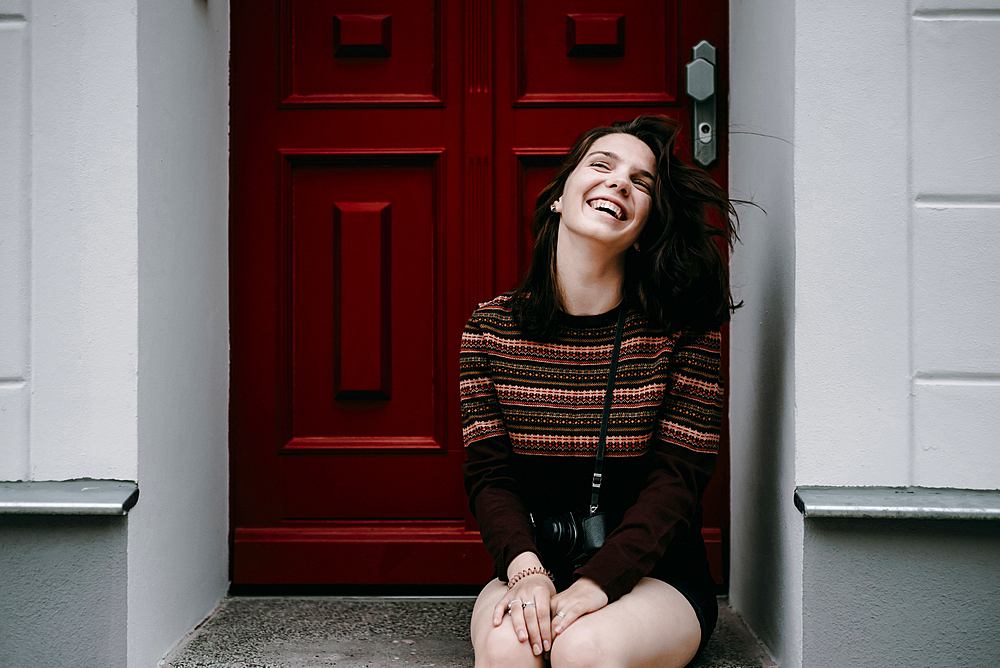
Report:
492,556,609,657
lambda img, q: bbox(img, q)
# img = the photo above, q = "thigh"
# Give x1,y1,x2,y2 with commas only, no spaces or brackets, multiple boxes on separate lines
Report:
470,578,509,646
470,578,543,668
549,578,701,668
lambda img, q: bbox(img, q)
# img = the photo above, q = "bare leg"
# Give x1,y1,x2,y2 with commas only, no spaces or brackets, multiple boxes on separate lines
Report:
549,578,702,668
470,578,545,668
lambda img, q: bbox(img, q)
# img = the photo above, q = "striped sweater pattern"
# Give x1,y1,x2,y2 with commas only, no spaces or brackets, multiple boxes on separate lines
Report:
459,294,724,457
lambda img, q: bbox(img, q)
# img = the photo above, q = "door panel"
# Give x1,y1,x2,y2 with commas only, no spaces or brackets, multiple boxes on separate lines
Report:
231,0,729,586
515,0,677,105
281,151,444,446
279,0,444,105
278,453,467,519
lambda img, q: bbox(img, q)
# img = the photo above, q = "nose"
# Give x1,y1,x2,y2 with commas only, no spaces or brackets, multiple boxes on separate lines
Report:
606,171,630,196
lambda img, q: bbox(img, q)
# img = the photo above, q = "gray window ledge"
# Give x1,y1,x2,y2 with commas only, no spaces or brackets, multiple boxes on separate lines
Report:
0,479,139,515
795,486,1000,520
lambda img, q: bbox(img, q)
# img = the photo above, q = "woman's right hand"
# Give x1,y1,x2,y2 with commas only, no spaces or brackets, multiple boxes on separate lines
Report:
493,556,557,656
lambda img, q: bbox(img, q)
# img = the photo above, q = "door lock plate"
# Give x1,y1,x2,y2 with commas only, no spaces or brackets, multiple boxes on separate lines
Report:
685,40,717,167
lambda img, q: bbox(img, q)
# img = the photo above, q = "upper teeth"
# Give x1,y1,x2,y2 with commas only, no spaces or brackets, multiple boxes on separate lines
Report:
590,199,623,220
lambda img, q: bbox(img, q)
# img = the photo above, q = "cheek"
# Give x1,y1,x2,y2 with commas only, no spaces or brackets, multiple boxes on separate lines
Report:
636,198,653,225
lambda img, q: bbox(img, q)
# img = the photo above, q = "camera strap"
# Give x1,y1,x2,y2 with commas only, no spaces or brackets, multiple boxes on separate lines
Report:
590,304,627,516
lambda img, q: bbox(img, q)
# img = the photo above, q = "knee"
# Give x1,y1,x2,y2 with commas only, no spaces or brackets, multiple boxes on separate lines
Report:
549,629,615,668
474,625,537,668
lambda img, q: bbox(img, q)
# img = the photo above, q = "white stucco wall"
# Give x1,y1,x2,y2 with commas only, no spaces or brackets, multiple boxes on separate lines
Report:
794,1,912,487
0,0,139,482
2,0,229,663
732,0,1000,664
792,1,1000,491
129,0,230,665
728,1,801,667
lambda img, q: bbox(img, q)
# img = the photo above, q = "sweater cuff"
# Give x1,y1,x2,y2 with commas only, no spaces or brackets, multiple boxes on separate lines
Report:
573,543,641,603
500,538,541,583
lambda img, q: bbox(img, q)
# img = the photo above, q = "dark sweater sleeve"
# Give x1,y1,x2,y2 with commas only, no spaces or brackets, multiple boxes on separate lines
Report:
574,330,724,602
463,435,540,580
459,312,539,579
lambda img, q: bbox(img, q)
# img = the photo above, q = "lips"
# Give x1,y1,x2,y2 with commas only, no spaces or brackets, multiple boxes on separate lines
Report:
587,198,626,221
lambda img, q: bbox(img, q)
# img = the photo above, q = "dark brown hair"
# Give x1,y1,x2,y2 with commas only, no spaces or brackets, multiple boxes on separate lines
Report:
512,114,741,339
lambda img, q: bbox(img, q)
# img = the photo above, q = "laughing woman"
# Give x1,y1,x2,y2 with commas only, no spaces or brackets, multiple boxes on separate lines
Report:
460,115,740,668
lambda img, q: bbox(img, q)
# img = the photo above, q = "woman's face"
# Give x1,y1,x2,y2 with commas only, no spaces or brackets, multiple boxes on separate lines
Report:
554,132,656,255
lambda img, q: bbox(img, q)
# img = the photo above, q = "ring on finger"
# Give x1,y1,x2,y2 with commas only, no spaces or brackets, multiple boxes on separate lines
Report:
555,610,566,618
507,599,522,611
522,601,535,608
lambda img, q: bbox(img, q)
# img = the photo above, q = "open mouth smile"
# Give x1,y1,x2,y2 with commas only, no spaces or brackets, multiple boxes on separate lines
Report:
588,198,626,221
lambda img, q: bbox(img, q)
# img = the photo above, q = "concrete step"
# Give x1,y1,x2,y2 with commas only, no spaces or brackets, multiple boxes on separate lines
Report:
162,596,776,668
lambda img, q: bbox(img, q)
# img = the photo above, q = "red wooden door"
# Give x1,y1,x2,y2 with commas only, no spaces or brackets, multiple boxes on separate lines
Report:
230,0,730,587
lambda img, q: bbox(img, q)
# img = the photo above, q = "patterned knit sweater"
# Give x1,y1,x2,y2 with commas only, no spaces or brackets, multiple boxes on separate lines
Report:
460,293,724,602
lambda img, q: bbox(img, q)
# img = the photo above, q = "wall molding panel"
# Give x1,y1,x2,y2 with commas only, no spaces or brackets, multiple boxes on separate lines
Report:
908,1,1000,489
0,1,30,480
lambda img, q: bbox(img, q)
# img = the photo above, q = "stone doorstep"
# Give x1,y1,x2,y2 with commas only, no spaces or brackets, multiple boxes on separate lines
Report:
161,596,777,668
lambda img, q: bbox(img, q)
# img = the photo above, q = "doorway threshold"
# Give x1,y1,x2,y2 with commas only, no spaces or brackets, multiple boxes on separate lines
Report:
161,596,777,667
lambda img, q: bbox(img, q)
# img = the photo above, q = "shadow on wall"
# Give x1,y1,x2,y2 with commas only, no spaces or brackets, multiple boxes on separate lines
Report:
747,253,787,584
731,200,795,654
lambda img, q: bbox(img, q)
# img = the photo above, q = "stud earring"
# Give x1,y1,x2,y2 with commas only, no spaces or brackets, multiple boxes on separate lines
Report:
550,203,558,212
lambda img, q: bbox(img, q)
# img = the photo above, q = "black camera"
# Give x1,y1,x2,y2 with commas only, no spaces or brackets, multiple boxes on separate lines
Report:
532,510,607,569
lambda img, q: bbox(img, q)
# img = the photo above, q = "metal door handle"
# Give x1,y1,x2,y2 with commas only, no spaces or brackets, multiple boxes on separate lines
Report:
685,40,717,167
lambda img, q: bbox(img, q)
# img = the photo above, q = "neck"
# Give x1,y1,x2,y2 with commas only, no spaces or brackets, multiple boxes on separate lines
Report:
555,225,626,316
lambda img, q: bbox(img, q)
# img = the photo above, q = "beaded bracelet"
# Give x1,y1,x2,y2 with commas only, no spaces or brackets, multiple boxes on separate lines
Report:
507,566,554,589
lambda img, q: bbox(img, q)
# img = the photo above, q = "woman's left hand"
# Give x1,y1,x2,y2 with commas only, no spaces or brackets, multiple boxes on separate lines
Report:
549,577,609,635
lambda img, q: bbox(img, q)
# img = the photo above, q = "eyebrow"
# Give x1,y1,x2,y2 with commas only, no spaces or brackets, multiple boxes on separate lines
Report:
586,150,655,182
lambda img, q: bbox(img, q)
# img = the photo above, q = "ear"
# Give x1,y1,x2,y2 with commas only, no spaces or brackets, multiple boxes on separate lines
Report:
633,241,640,251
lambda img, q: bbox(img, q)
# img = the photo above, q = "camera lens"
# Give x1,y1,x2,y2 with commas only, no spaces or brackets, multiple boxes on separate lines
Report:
536,513,580,560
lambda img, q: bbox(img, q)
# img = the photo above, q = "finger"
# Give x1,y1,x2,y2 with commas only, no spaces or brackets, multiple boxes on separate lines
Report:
493,596,520,627
521,600,543,656
536,597,553,652
551,603,580,636
493,592,521,626
509,603,529,643
492,598,507,627
492,596,511,627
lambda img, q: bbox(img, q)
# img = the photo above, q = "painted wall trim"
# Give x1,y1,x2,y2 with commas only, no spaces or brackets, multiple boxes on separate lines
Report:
795,486,1000,520
0,480,138,515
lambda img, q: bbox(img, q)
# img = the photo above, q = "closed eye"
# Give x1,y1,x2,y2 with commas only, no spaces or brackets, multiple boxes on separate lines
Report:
591,161,611,170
